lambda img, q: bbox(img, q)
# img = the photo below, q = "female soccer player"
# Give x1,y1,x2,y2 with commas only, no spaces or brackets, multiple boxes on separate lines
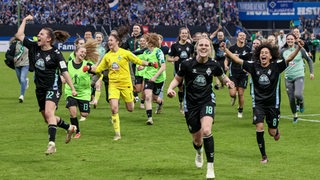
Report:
167,37,234,179
133,35,148,109
89,34,157,140
220,39,305,163
281,33,314,123
140,33,166,125
63,41,98,138
15,15,77,155
167,27,194,114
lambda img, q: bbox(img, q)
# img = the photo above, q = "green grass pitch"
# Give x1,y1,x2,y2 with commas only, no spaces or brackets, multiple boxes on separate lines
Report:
0,51,319,180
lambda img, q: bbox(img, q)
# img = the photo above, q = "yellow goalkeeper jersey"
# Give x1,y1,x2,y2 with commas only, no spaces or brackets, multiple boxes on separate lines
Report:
96,48,143,88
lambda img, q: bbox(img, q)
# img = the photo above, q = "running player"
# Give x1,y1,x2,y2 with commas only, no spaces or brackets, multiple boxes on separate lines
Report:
89,34,157,140
15,15,77,155
221,39,305,163
228,32,252,118
168,27,194,114
167,37,234,179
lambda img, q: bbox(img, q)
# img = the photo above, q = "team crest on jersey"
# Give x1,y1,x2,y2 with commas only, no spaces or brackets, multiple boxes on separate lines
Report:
268,69,272,75
206,68,212,76
45,55,51,62
258,74,270,85
192,69,197,73
193,75,206,87
118,55,121,60
35,59,45,70
180,51,188,59
111,62,120,70
186,47,190,52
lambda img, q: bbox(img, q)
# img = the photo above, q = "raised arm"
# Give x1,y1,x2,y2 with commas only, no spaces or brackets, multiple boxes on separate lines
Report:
285,39,304,64
209,24,222,39
15,15,33,42
220,42,244,65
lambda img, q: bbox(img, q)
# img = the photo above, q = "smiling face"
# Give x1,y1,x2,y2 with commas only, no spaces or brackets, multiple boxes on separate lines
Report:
84,31,93,41
132,25,141,37
37,29,51,46
237,32,246,44
286,34,296,47
95,33,103,44
108,35,119,51
267,35,276,45
75,47,87,61
139,37,147,49
196,38,212,59
293,28,300,39
179,28,189,42
252,39,261,49
259,47,272,66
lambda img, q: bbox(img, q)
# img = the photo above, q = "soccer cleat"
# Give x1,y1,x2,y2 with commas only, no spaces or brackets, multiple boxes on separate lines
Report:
299,103,304,113
293,117,298,124
260,156,268,164
274,129,280,141
179,103,184,114
80,116,87,121
155,102,163,114
45,141,56,155
74,133,81,139
134,96,140,103
19,95,24,103
206,163,215,179
113,132,121,141
237,112,243,118
230,97,236,106
195,150,203,168
140,103,145,109
65,125,77,143
146,118,154,125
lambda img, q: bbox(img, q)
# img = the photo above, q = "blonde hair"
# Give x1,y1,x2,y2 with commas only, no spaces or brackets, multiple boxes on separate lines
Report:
194,37,215,59
83,39,99,63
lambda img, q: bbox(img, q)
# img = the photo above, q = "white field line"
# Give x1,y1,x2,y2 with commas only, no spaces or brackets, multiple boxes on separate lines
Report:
281,114,320,123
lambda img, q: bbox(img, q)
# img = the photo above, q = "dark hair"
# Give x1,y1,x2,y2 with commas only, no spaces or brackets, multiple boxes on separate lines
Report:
43,27,70,45
282,33,297,49
253,42,280,62
117,25,130,40
74,38,85,46
109,34,121,43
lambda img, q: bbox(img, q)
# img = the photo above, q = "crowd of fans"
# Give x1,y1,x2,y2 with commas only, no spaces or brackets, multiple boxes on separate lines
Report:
0,0,319,32
0,0,240,28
